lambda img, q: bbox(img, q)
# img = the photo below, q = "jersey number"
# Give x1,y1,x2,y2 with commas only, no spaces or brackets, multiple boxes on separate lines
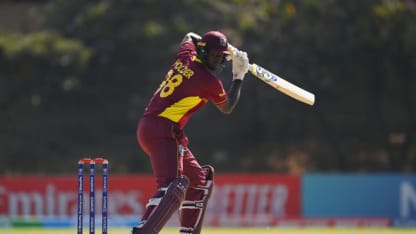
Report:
156,69,183,98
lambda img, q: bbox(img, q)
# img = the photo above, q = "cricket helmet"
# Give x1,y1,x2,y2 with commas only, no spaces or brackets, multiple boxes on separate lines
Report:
196,31,230,71
197,31,230,55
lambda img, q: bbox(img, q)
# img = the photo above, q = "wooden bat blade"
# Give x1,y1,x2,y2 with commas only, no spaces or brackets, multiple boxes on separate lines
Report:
249,63,315,106
227,43,315,105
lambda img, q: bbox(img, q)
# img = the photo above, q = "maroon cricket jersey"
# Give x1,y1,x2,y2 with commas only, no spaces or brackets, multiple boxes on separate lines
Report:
143,41,227,129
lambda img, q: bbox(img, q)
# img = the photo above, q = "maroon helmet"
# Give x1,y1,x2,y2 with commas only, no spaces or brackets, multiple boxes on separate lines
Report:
196,31,230,71
197,31,230,55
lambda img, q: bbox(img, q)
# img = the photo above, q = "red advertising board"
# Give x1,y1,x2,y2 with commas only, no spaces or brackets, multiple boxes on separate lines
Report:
0,174,300,226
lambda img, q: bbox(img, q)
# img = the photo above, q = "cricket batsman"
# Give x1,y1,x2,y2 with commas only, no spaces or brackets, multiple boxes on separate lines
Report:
131,30,249,234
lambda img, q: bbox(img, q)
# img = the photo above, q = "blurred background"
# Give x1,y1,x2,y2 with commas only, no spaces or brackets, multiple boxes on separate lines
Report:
2,0,416,175
1,0,415,175
0,0,415,229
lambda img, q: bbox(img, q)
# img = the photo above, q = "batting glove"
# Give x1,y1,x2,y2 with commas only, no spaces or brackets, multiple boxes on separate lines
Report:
232,50,249,81
183,32,201,45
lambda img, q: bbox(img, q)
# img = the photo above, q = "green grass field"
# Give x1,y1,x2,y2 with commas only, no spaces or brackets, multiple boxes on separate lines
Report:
1,227,416,234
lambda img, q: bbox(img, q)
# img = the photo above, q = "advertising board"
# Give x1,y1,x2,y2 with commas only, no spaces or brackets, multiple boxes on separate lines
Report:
0,174,300,227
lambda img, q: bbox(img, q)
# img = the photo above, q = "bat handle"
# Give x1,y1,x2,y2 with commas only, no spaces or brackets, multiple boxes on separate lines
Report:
228,43,254,69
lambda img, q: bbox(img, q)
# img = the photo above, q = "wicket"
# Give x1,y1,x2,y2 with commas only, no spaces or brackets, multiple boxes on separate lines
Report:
77,158,109,234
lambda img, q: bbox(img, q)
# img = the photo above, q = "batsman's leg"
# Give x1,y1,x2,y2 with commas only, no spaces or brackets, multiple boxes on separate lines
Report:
179,165,214,234
131,175,189,234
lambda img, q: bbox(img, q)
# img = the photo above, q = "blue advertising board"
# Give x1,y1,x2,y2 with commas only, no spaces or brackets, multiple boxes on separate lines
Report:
302,174,416,226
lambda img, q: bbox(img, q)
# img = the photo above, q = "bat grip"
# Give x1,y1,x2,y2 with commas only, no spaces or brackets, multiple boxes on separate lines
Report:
228,43,254,70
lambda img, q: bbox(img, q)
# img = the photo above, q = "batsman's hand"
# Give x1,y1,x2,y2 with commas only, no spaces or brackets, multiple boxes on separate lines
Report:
232,50,249,81
183,32,201,45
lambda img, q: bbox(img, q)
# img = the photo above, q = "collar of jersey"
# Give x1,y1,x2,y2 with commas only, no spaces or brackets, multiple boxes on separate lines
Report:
192,56,202,63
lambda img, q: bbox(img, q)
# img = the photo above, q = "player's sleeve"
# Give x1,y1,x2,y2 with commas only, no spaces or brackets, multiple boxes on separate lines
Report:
207,79,228,105
176,40,195,58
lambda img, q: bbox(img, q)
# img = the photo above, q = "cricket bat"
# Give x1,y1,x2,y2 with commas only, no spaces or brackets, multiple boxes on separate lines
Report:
228,44,315,106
